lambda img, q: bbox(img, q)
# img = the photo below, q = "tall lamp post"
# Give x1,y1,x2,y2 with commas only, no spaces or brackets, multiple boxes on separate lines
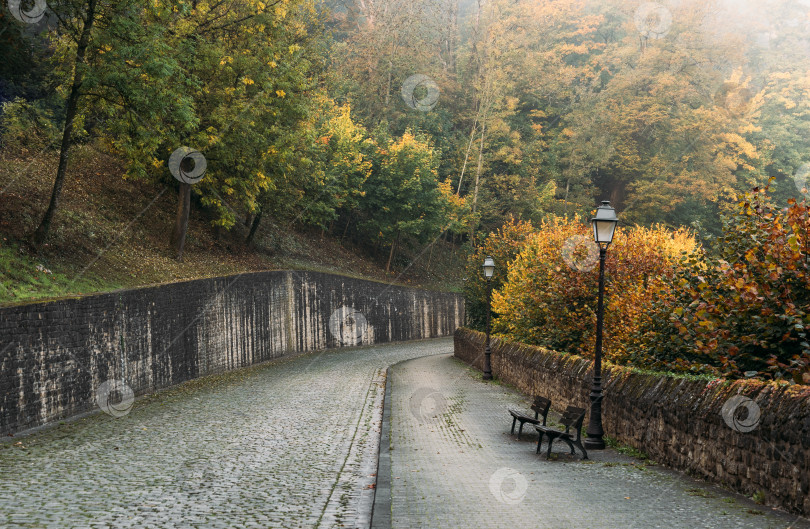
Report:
584,201,618,451
482,256,496,381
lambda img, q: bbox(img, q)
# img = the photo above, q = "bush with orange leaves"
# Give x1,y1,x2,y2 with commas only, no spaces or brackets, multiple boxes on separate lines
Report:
490,216,697,364
631,185,810,382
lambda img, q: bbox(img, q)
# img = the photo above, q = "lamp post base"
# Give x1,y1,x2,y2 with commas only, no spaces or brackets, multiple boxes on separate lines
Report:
483,349,493,381
585,374,606,450
584,436,606,450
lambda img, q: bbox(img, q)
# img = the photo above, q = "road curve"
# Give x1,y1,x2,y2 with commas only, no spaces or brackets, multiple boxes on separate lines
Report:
0,338,452,529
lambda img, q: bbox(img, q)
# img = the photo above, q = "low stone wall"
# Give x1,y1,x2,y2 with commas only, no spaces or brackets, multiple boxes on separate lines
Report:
455,328,810,516
0,271,464,436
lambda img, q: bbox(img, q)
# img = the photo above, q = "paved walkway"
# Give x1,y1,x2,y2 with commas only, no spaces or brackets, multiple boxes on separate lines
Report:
386,353,810,529
3,342,808,529
0,339,453,529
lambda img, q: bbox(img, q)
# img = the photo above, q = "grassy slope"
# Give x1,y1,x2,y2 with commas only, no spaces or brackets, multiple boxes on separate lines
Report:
0,144,464,306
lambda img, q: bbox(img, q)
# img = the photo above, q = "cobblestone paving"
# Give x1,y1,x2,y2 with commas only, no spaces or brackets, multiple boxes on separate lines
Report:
389,354,810,529
0,338,453,529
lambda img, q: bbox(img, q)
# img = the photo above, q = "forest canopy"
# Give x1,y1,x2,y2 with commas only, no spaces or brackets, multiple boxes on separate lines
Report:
3,0,810,378
3,0,810,259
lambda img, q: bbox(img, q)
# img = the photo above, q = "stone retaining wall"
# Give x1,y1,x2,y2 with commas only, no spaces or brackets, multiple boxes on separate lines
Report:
454,328,810,516
0,271,463,436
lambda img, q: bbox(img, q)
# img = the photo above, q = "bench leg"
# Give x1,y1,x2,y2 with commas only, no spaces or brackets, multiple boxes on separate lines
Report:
560,437,588,460
511,417,517,435
562,438,575,455
546,435,557,459
517,421,524,440
575,440,588,460
535,432,544,454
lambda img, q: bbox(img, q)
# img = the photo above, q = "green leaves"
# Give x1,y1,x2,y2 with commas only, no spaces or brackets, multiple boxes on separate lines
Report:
634,185,810,381
358,130,449,244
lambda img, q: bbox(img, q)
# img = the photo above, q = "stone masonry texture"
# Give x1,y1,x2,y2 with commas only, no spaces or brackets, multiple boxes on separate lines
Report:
0,270,464,436
454,327,810,518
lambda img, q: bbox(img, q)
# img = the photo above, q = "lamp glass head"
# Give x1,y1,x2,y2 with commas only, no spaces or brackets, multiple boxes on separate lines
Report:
591,201,618,245
483,256,495,278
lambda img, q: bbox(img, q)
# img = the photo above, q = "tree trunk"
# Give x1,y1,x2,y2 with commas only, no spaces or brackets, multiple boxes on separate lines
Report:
385,231,399,274
246,207,263,246
385,57,393,108
456,119,478,195
426,239,435,274
469,122,486,245
451,0,459,72
564,178,570,218
32,0,100,247
171,183,191,261
385,39,399,108
443,0,459,73
342,216,351,241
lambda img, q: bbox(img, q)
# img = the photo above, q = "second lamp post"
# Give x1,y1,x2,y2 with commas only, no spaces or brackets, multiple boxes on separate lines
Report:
482,256,495,381
584,201,619,450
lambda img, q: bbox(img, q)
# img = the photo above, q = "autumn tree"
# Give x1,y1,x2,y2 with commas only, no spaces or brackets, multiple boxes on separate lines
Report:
629,185,810,382
92,0,325,258
358,130,453,272
248,94,372,244
31,0,157,246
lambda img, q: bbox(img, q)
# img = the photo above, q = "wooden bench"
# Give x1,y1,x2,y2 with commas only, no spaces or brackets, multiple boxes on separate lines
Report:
508,396,551,440
535,405,588,460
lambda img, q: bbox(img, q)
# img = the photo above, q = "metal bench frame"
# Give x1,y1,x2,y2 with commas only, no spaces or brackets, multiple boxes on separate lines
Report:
508,396,551,440
535,405,588,460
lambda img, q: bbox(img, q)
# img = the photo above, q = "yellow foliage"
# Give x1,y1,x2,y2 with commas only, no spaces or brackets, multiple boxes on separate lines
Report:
492,217,698,363
275,3,287,18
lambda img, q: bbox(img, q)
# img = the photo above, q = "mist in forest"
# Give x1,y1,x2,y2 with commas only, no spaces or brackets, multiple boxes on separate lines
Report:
321,0,810,237
3,0,810,250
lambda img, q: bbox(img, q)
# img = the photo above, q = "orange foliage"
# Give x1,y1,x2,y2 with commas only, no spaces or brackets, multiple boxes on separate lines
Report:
491,216,697,363
634,185,810,381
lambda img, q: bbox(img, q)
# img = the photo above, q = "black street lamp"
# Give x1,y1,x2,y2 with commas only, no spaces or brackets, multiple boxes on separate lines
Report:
584,201,619,451
482,256,496,381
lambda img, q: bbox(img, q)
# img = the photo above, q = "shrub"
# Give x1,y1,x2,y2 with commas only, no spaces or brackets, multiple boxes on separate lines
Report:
0,97,58,150
491,216,696,363
463,218,536,331
631,184,810,382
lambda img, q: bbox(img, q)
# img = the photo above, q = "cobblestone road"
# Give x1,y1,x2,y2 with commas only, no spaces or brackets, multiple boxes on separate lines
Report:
0,339,453,529
387,353,810,529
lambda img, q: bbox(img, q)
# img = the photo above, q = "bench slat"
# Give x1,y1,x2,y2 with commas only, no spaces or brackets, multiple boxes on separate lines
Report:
508,396,551,440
